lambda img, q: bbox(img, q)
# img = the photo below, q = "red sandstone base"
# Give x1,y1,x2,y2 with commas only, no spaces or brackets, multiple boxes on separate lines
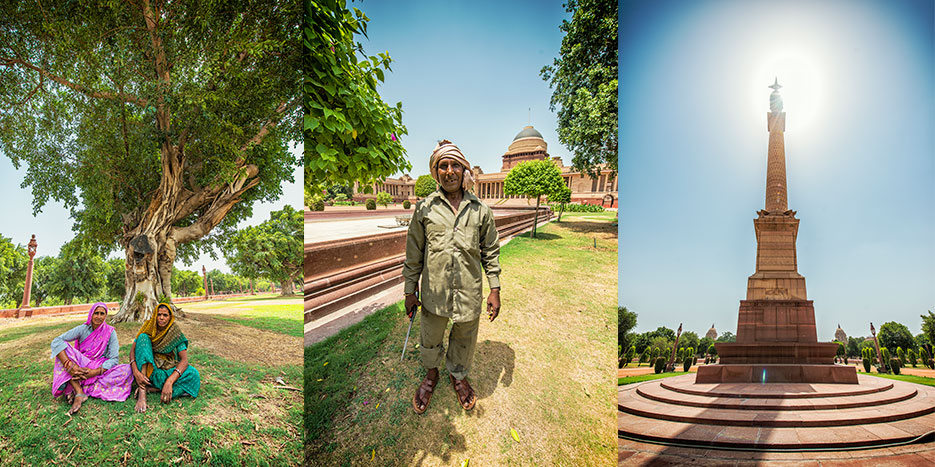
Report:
696,364,858,384
716,342,839,364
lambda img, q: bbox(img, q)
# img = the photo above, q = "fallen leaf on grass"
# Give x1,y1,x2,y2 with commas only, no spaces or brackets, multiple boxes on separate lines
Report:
316,379,323,382
510,428,520,442
461,460,469,467
371,449,375,461
323,362,328,366
375,403,380,409
385,388,390,392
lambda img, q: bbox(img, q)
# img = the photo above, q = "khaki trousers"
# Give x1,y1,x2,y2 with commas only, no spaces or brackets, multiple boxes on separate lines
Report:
419,309,479,380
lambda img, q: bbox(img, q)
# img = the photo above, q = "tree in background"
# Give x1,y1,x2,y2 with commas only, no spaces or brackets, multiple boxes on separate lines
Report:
414,175,437,198
376,191,392,207
503,160,565,238
1,2,301,321
678,331,699,356
846,336,863,358
0,236,28,308
922,311,935,352
878,321,914,352
306,0,408,193
550,185,572,222
618,307,637,356
47,240,105,305
540,0,617,179
28,256,57,307
326,184,354,201
102,258,127,301
223,206,302,295
716,331,736,343
698,336,714,358
171,268,203,297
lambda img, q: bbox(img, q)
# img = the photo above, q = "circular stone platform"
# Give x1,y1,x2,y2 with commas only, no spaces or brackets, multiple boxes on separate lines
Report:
618,374,935,450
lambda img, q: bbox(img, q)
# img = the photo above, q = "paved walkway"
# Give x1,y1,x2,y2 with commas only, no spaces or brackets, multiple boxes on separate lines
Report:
305,215,407,243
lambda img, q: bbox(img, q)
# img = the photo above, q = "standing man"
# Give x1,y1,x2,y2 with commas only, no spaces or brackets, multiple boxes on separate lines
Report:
404,139,501,414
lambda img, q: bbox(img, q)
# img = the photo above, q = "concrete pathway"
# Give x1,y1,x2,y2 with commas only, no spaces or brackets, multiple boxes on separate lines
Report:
305,216,407,243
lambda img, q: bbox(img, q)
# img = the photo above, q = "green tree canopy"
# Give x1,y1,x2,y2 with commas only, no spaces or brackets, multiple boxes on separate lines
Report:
1,1,301,321
550,185,572,222
503,160,565,237
29,256,56,307
306,0,409,192
171,267,203,297
0,235,28,308
618,307,637,352
414,174,437,198
222,205,302,295
716,331,736,343
922,311,935,351
47,240,106,306
540,0,617,179
678,331,699,354
878,321,914,352
103,258,126,301
376,191,392,207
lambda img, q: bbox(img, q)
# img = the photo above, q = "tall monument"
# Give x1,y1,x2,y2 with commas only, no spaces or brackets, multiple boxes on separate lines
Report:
696,79,857,384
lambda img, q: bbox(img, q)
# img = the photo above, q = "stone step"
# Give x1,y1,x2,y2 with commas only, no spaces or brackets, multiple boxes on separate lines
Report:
617,408,935,450
661,373,894,399
618,381,935,427
636,379,917,410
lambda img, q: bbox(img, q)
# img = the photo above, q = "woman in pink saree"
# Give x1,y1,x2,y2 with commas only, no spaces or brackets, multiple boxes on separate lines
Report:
51,302,134,414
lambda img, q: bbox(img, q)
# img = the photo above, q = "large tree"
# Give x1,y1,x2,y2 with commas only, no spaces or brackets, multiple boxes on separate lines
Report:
503,160,566,238
878,321,914,352
305,0,409,193
47,240,106,306
0,235,28,308
618,306,637,354
0,2,301,321
922,311,935,351
222,205,302,295
540,0,618,179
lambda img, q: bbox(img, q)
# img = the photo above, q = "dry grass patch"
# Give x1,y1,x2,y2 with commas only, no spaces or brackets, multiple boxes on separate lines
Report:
306,215,617,466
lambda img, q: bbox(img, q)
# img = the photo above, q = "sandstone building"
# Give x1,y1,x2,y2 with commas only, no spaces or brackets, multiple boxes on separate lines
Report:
354,125,618,208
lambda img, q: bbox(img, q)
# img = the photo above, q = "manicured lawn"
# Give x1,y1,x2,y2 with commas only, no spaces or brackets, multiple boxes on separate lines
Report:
306,213,618,466
865,373,935,387
618,372,685,386
0,298,303,466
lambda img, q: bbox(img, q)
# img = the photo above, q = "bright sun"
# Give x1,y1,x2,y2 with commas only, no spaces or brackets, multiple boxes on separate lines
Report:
751,47,825,134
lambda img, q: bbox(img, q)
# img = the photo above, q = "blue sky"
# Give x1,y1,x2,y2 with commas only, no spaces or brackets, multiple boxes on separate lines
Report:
619,0,934,338
0,147,302,273
352,0,574,178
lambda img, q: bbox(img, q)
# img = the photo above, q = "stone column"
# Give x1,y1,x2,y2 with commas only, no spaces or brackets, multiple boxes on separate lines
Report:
202,266,208,301
666,323,683,372
17,235,38,318
765,78,788,212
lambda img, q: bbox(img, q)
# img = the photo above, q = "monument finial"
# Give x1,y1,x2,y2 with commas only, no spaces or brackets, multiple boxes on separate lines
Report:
769,78,783,114
769,77,782,91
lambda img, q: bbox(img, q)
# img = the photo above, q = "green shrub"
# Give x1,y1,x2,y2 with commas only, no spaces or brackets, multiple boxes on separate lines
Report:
547,202,605,213
890,358,901,375
897,347,905,367
365,199,376,210
311,199,325,211
334,193,348,201
908,348,917,367
623,345,636,368
653,357,666,374
862,357,871,372
376,191,392,207
402,200,411,209
683,356,692,372
707,344,717,356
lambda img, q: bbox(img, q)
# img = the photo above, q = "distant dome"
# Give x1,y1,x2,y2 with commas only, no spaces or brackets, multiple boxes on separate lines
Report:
705,324,717,340
513,125,544,141
835,324,847,343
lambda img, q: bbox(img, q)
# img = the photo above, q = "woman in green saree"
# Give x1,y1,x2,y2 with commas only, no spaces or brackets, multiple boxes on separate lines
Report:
130,302,201,412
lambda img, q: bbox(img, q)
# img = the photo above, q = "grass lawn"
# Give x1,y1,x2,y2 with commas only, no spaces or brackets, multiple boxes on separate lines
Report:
617,372,686,386
865,373,935,387
0,297,303,466
306,212,618,466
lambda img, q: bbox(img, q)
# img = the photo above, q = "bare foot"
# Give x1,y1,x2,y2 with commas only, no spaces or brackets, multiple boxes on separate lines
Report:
68,394,89,415
135,387,147,413
65,392,75,405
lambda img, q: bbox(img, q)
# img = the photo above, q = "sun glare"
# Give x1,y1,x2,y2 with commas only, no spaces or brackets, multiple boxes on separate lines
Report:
751,47,825,134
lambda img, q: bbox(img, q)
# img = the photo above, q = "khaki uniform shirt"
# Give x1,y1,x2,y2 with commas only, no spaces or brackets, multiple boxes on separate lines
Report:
403,190,501,322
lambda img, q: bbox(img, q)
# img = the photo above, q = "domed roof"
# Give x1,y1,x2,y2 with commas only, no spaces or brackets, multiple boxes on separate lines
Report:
513,125,544,141
834,324,847,343
705,324,717,340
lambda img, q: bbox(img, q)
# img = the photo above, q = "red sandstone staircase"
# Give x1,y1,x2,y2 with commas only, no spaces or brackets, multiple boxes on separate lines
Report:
618,373,935,450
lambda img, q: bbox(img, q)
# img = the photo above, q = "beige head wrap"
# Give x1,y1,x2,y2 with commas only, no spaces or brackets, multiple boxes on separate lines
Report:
429,140,474,192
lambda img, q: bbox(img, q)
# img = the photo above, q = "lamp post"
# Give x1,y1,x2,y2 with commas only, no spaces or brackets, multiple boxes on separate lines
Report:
871,322,886,373
666,323,683,372
17,235,37,318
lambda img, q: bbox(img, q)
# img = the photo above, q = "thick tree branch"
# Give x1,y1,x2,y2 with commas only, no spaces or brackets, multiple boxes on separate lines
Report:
0,56,148,107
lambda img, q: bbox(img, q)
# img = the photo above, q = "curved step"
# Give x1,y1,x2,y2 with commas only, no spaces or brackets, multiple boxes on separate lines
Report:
637,380,917,410
660,374,894,399
618,409,935,450
618,381,935,427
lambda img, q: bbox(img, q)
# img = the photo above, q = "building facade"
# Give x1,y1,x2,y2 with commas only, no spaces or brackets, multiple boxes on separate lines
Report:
355,125,618,208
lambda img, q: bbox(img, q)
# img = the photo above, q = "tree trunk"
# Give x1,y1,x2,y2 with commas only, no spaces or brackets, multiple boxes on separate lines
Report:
114,229,176,323
280,279,294,296
532,195,540,238
558,202,565,222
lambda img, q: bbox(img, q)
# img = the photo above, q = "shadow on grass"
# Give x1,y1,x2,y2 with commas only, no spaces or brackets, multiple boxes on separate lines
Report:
556,220,618,238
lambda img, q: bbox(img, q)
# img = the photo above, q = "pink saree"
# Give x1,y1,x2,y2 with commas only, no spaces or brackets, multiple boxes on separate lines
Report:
51,303,133,401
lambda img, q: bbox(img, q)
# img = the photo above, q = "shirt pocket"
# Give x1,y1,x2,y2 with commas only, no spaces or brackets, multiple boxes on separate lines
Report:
456,218,480,255
425,224,448,252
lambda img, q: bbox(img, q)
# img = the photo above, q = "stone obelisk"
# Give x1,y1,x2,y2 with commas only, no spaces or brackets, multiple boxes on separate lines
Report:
696,79,857,384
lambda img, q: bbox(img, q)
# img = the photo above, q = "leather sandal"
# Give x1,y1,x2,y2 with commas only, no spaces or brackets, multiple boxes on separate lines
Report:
412,372,438,414
449,374,476,411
